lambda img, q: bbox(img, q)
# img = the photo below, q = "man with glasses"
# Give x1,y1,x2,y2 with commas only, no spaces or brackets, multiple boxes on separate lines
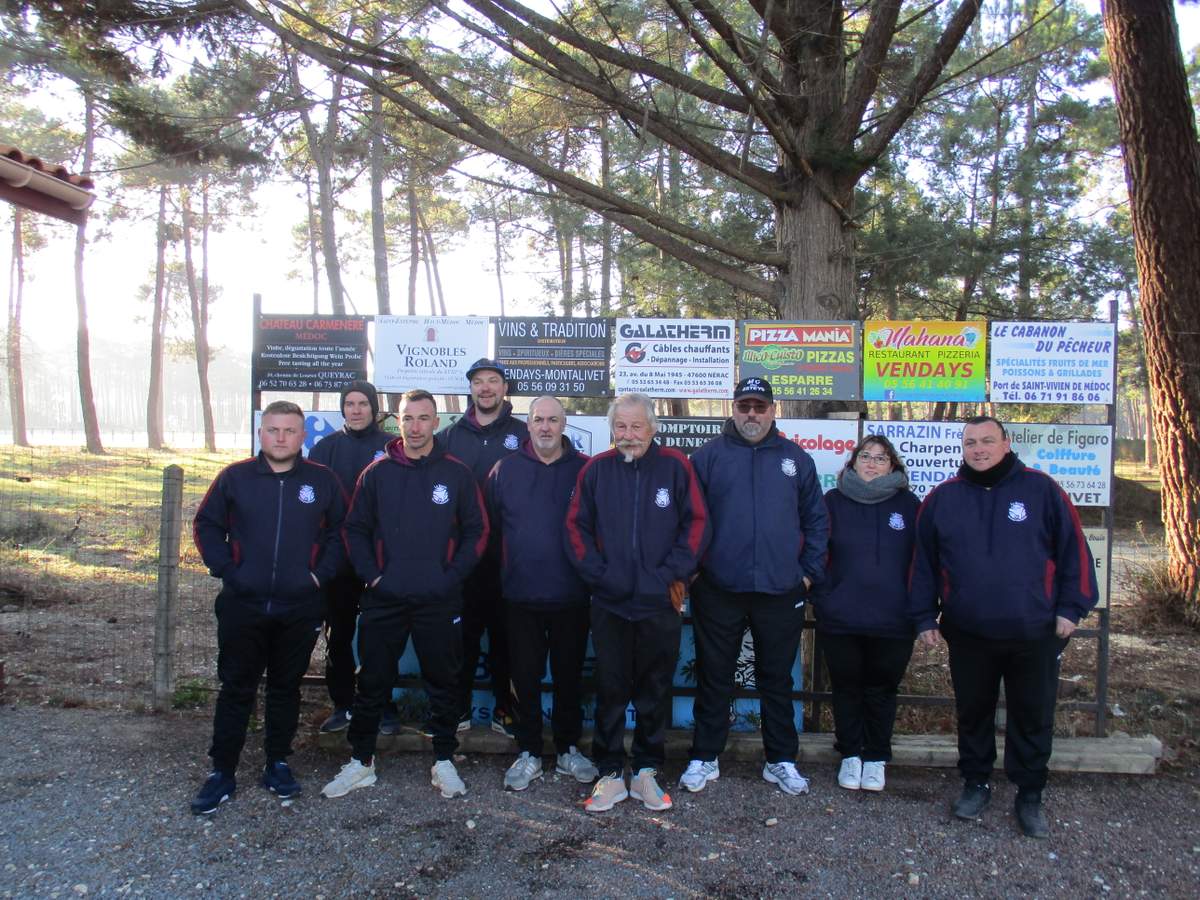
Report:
679,376,830,797
910,415,1097,838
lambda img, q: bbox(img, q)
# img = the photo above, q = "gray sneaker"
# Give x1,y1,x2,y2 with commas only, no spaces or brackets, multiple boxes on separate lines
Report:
503,752,544,791
321,758,377,799
584,774,628,813
431,759,467,798
679,759,720,793
763,761,810,796
630,768,672,810
555,746,599,783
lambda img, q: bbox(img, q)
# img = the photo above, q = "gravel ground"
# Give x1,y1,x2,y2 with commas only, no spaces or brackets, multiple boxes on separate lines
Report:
2,706,1199,898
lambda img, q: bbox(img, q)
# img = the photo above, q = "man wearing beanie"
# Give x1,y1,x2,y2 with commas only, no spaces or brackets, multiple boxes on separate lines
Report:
308,380,394,734
439,358,528,736
680,376,829,798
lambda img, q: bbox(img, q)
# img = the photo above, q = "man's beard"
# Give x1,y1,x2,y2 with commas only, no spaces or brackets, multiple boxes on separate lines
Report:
617,439,645,462
738,421,764,441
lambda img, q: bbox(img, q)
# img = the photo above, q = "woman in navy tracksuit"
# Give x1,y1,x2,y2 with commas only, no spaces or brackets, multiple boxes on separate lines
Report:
812,435,919,793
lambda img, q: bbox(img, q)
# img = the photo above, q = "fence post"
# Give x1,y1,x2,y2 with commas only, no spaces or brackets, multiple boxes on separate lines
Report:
153,465,184,711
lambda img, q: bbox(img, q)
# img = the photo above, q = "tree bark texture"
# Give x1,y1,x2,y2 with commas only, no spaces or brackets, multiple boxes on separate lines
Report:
75,93,103,454
180,185,216,452
7,208,28,446
1103,0,1200,613
146,185,167,450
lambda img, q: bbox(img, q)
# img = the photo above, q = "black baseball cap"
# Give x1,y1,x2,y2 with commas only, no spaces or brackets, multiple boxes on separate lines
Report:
733,376,773,403
466,357,507,381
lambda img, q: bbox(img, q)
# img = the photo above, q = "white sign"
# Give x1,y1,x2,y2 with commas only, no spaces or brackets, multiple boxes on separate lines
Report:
613,318,736,398
776,418,859,493
253,410,346,456
864,420,1111,506
1084,528,1109,610
989,322,1115,404
373,316,489,394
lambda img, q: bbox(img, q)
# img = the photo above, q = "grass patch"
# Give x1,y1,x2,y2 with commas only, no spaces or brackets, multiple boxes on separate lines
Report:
172,678,213,709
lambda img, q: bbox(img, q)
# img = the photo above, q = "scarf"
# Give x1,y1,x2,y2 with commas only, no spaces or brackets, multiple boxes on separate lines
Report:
957,450,1018,487
837,467,909,504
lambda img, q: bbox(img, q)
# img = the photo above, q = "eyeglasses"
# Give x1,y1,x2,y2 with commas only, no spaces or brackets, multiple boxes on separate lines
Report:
857,453,890,465
734,400,771,413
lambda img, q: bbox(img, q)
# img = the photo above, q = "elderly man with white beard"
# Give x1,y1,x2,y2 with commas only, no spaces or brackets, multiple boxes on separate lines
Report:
564,393,710,813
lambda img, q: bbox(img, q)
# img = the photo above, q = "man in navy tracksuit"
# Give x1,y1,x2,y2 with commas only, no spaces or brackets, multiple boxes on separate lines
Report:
439,358,528,736
681,376,830,797
565,393,710,813
910,416,1097,838
191,400,347,814
307,380,393,734
322,390,488,801
486,396,598,792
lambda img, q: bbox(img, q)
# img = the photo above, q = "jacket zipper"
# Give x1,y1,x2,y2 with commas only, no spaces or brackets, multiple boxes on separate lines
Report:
631,460,641,557
269,477,284,611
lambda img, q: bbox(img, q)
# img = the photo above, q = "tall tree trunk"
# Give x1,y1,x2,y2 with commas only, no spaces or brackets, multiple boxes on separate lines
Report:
75,93,103,454
6,208,28,446
491,198,506,317
146,186,168,449
406,179,419,315
578,234,592,318
305,177,322,411
1103,0,1200,615
180,184,216,452
418,212,447,316
370,44,391,315
1123,285,1156,467
599,118,613,315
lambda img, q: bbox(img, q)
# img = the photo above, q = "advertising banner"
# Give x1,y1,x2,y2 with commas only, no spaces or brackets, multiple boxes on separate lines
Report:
252,314,368,392
739,320,861,400
614,318,736,398
494,317,612,397
989,322,1116,404
864,420,1111,505
373,316,489,394
862,320,986,401
1084,528,1110,609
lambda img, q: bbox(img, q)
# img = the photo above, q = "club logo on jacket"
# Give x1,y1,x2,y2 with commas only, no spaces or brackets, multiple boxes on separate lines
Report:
1007,501,1028,522
654,488,671,508
504,434,519,450
888,512,905,531
298,485,316,504
432,483,450,505
781,457,797,477
373,450,386,460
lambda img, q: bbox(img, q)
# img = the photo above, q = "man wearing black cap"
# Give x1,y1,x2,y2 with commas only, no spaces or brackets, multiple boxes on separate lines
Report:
680,376,829,797
439,358,528,736
308,380,394,734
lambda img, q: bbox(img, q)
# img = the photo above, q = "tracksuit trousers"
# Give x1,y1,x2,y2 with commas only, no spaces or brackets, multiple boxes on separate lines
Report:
457,560,514,721
323,574,365,710
506,602,591,755
348,600,463,762
688,578,806,764
945,626,1067,793
820,632,913,763
590,605,681,776
209,595,321,774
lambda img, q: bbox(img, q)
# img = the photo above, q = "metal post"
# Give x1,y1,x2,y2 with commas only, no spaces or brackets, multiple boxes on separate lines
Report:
153,465,184,711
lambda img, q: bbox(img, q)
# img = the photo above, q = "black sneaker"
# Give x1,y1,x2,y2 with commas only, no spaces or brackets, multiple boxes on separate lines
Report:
319,708,352,733
951,782,991,820
491,709,517,739
1015,792,1049,838
191,770,236,815
261,760,301,799
379,708,400,736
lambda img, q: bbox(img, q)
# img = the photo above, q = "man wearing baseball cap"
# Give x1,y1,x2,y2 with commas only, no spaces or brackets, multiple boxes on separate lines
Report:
439,358,528,736
680,376,829,797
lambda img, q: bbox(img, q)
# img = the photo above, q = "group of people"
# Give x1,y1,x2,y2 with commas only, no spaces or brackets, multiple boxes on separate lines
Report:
190,365,1097,840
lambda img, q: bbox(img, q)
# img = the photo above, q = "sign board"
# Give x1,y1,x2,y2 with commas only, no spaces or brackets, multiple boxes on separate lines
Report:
862,320,986,401
989,322,1116,404
613,318,736,398
739,320,861,400
863,420,1111,505
1084,528,1109,610
252,315,368,392
373,316,489,394
494,317,611,397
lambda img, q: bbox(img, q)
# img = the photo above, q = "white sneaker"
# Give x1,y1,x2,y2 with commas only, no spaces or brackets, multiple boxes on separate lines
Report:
678,759,720,793
861,760,886,792
629,768,672,810
555,746,599,783
838,756,863,790
431,759,467,798
503,752,544,791
763,761,810,795
321,758,377,798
